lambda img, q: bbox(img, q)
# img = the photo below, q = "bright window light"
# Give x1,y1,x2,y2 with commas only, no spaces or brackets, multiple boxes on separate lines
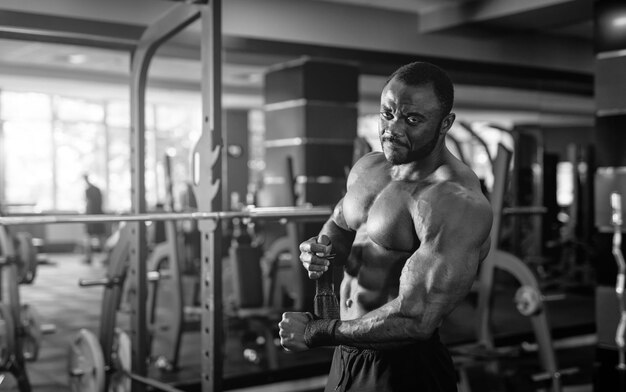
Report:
1,91,201,213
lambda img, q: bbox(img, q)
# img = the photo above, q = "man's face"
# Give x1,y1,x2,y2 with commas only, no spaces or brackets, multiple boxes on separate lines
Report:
378,78,448,165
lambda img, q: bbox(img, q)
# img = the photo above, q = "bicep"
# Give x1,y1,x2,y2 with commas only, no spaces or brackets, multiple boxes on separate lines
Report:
398,223,487,327
404,240,480,294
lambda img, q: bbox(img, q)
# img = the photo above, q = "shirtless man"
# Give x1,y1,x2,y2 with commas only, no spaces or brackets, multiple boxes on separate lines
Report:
278,62,493,391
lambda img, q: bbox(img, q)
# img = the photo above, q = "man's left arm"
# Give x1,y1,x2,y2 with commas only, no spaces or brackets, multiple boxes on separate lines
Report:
305,192,492,350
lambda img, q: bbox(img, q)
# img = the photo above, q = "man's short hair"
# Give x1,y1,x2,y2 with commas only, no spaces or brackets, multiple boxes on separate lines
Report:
385,62,454,116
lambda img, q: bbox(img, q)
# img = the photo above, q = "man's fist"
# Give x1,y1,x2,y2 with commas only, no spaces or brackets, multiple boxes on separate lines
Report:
278,312,313,352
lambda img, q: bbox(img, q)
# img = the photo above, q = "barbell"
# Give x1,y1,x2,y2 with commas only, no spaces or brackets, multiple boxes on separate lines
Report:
0,206,332,226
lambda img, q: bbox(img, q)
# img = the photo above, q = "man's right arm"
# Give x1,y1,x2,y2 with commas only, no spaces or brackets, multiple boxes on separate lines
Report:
320,198,355,265
300,198,355,279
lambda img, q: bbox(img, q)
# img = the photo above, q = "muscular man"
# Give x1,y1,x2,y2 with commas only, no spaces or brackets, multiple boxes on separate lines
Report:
278,62,493,391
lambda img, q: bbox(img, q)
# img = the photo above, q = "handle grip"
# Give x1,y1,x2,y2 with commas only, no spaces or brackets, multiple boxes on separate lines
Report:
316,234,332,289
78,277,113,287
314,234,339,319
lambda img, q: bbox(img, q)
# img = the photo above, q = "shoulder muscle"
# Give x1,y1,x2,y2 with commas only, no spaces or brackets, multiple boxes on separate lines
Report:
413,183,492,250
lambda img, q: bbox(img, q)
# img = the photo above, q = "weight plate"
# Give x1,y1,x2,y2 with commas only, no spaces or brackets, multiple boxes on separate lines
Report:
0,304,16,368
514,285,543,316
20,304,43,362
0,371,20,391
108,328,131,392
15,232,37,284
68,329,105,392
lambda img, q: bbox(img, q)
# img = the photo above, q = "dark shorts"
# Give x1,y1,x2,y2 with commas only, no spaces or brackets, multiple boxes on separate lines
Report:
325,332,457,392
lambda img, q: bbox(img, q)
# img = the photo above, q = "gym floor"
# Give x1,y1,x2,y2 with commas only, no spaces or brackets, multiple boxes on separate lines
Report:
20,250,597,392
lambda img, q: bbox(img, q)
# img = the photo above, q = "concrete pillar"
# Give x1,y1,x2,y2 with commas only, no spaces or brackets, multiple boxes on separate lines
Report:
260,57,358,208
259,57,359,311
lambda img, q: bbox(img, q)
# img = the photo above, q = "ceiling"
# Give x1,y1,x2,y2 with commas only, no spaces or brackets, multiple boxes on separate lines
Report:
0,0,598,125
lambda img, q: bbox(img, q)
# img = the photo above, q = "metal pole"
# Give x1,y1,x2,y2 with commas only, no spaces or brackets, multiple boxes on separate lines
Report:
130,5,202,392
200,2,223,390
130,37,149,392
51,97,58,210
0,89,5,212
0,206,332,225
103,102,111,207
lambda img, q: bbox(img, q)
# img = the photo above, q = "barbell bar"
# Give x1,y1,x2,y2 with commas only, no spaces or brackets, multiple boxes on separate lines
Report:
78,271,169,288
0,205,540,227
502,206,547,215
0,206,332,226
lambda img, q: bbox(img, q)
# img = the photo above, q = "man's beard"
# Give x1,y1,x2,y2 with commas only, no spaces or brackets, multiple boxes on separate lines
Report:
382,128,441,165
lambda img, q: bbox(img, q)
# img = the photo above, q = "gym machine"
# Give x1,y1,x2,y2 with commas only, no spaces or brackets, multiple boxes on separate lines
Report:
451,144,575,392
0,225,55,391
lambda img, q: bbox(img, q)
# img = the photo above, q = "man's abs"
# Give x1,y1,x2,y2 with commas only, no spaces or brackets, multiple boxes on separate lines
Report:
339,239,411,320
340,272,384,320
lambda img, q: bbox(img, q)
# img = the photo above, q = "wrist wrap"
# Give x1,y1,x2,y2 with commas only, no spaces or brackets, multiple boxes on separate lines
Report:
304,318,339,348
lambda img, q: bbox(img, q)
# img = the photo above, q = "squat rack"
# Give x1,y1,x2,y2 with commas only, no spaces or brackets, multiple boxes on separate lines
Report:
129,2,221,391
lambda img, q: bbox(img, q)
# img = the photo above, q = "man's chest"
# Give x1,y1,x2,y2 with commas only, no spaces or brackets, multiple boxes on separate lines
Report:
343,182,419,252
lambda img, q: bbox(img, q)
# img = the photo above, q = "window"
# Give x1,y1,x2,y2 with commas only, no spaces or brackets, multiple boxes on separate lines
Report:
0,90,201,214
3,118,54,211
2,92,53,211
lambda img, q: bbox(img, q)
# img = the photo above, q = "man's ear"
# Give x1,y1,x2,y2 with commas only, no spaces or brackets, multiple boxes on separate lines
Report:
440,112,456,135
